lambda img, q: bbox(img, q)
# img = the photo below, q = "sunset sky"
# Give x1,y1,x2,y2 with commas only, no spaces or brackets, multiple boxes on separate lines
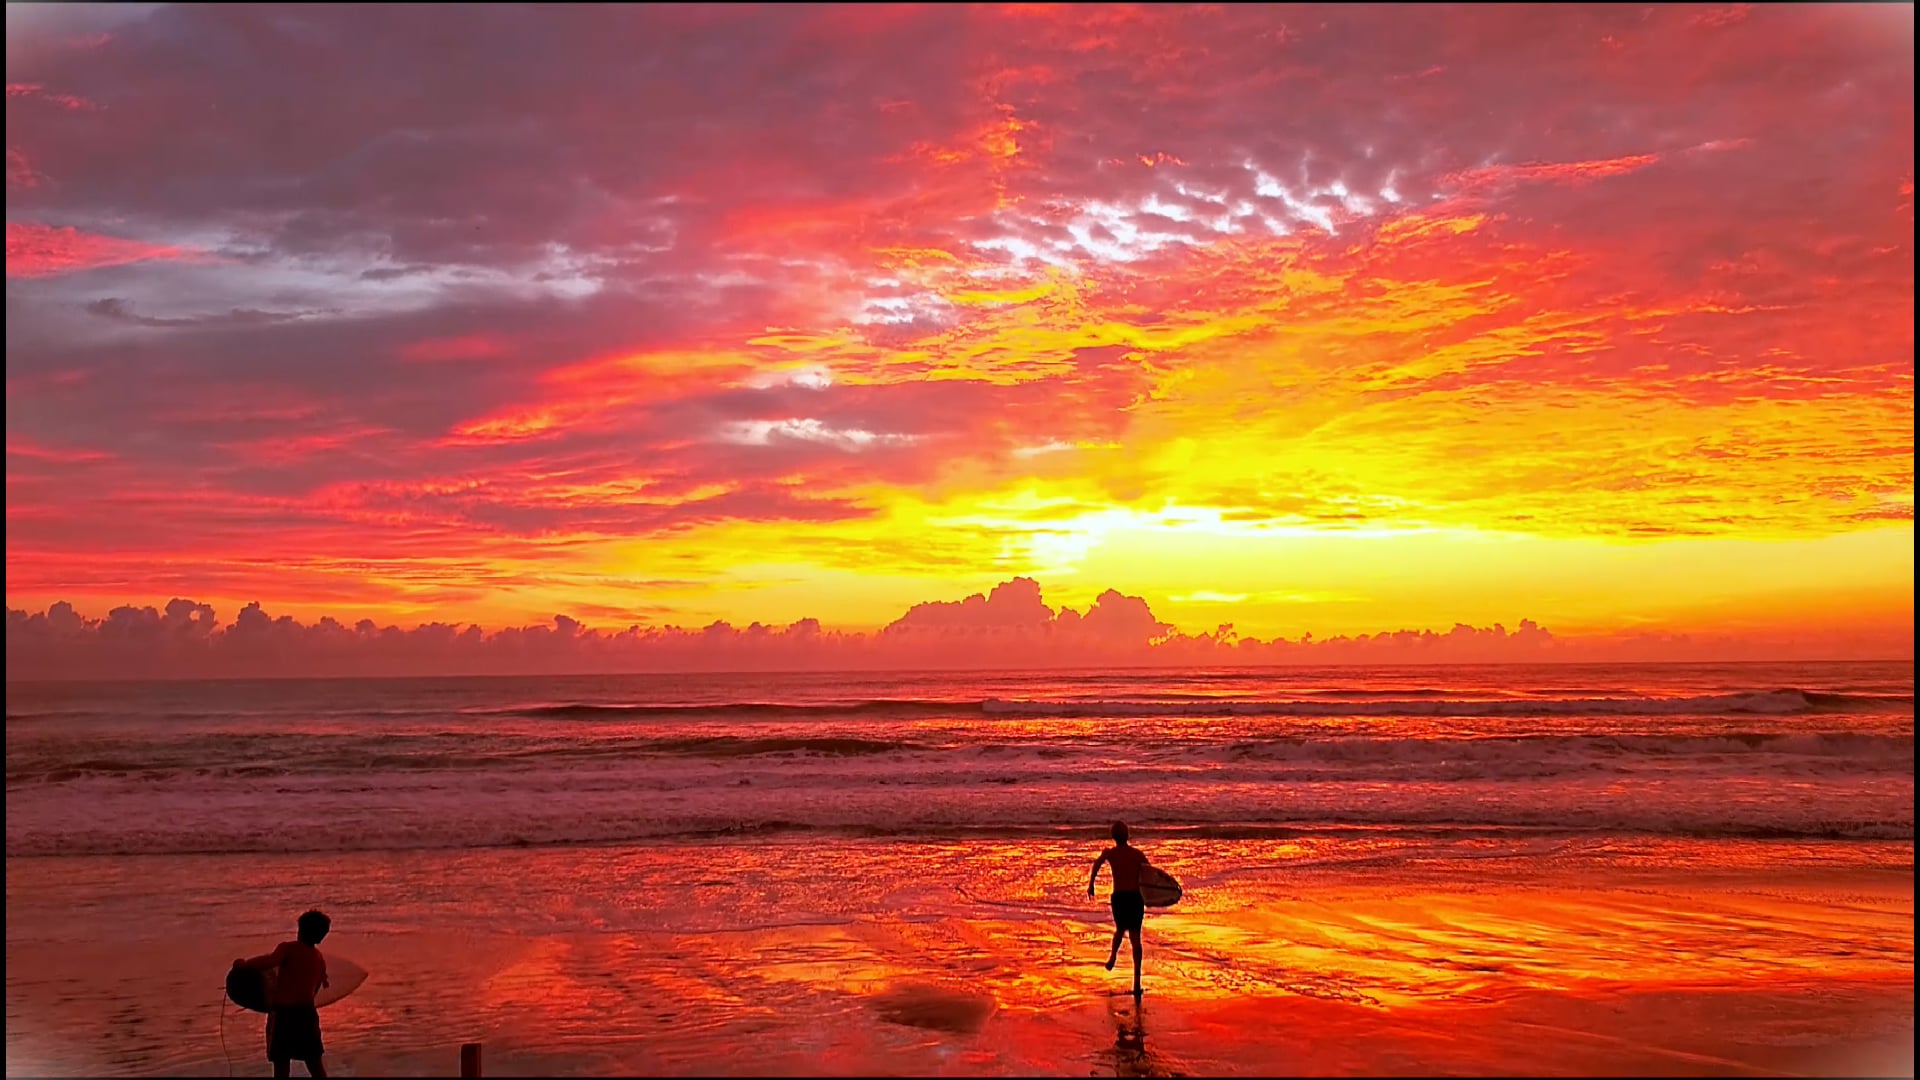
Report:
5,3,1914,656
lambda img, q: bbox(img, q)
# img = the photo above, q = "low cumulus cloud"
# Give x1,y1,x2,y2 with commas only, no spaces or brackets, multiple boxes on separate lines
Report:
8,578,1905,681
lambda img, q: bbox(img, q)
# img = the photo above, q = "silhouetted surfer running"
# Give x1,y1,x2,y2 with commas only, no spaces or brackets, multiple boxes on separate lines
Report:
1089,821,1149,996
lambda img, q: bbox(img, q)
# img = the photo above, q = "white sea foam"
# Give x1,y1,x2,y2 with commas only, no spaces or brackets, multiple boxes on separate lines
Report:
981,688,1909,717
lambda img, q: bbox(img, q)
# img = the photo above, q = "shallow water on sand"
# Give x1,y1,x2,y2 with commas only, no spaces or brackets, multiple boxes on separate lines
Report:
5,837,1912,1077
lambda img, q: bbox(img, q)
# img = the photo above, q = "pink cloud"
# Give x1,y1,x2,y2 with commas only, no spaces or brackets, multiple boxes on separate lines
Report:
7,147,47,190
399,334,515,363
5,82,98,110
1445,154,1663,192
6,438,113,465
5,222,199,278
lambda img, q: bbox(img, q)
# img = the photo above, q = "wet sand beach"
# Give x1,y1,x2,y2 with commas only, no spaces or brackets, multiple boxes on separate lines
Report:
6,837,1911,1077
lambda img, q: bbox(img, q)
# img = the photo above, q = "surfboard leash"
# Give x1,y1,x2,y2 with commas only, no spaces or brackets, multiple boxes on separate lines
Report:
218,983,235,1077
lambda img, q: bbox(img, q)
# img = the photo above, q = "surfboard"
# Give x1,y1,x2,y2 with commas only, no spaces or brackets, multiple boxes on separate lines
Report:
1139,865,1182,908
226,954,369,1014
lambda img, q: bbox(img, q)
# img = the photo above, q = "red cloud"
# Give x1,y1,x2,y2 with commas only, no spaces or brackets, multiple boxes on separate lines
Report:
5,437,113,464
5,223,198,278
399,334,514,363
1445,154,1663,192
7,147,47,190
5,82,98,110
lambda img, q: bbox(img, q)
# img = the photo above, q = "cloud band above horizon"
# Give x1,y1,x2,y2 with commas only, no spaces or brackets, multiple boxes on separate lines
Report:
8,576,1911,681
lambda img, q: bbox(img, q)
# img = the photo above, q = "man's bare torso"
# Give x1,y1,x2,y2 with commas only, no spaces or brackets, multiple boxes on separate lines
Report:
1103,844,1147,892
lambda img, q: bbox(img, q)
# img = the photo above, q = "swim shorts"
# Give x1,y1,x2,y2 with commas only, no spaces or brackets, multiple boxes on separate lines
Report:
266,1005,324,1062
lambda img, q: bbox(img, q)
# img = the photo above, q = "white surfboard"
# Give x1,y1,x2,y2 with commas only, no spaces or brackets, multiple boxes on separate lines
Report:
228,954,369,1013
1139,866,1182,908
315,955,369,1008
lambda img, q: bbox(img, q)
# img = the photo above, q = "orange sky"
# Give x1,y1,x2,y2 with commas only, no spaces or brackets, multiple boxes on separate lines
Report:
4,3,1914,659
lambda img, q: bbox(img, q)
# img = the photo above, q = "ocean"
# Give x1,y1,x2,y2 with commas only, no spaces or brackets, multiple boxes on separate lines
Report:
6,661,1913,856
6,661,1914,1076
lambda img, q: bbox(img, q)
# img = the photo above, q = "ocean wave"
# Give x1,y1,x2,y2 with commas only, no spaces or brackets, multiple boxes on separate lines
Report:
1216,731,1914,762
8,666,1909,860
494,699,967,720
475,687,1917,722
982,689,1913,718
8,810,1910,859
7,729,1909,787
633,735,921,757
5,711,84,723
13,688,1907,727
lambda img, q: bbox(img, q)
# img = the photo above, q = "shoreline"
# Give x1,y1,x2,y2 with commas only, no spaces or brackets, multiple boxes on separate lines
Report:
9,828,1914,864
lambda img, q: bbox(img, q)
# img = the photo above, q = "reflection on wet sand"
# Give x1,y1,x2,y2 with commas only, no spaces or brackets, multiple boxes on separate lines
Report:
3,837,1913,1077
1106,996,1184,1079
